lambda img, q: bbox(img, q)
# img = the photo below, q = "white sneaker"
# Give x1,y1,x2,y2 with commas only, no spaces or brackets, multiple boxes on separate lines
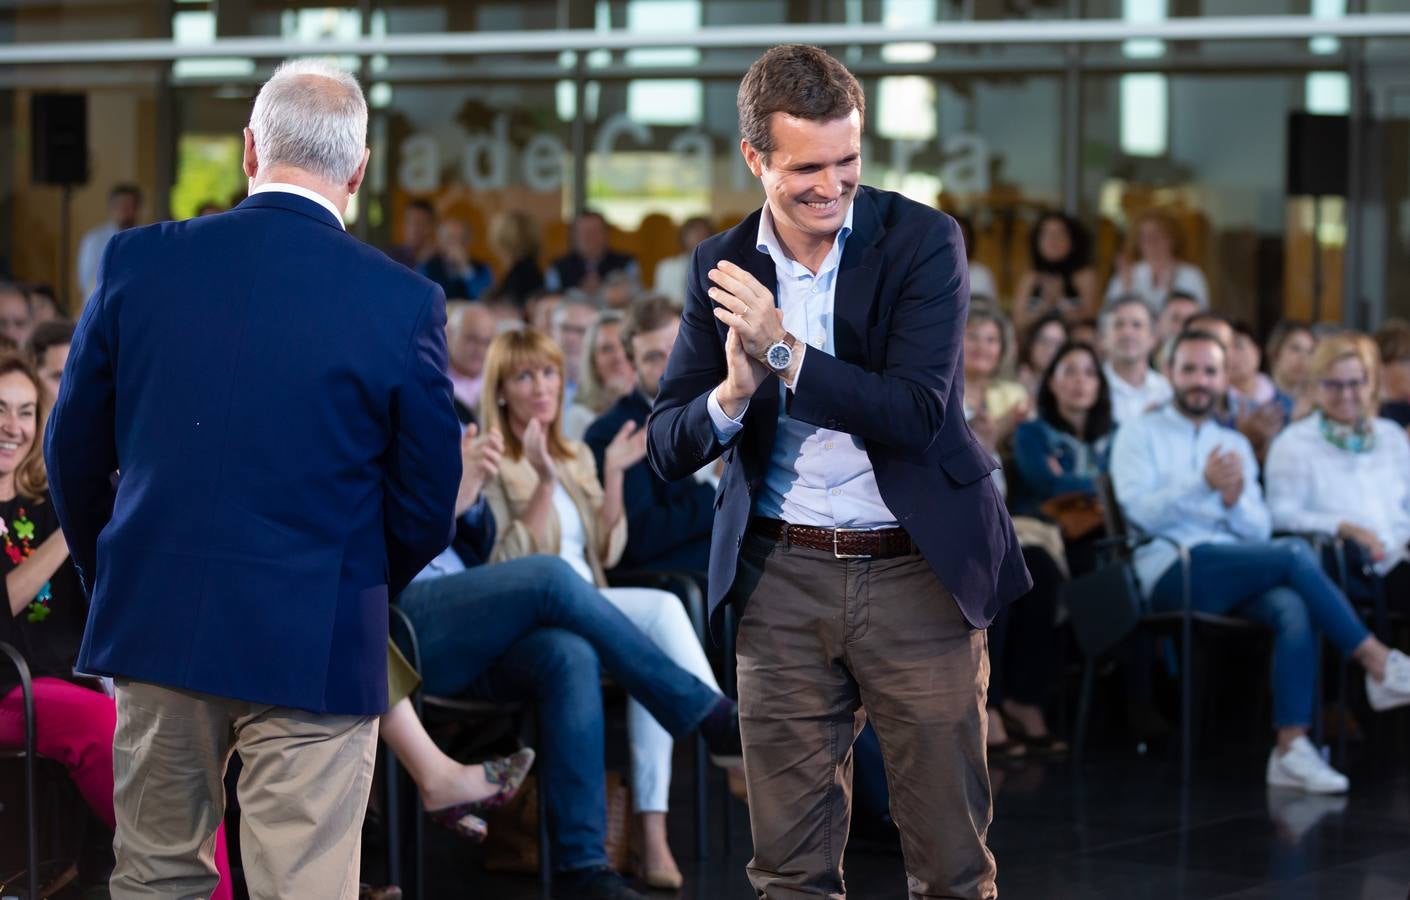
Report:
1366,648,1410,712
1265,737,1349,794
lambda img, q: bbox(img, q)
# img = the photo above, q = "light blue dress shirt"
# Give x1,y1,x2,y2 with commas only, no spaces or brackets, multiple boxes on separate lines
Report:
1109,404,1271,595
706,203,897,529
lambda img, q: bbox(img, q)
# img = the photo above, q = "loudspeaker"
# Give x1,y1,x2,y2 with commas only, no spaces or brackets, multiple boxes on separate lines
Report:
31,93,88,186
1286,112,1348,197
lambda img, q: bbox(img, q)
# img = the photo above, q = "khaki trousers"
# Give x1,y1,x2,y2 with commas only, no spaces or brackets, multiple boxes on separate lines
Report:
732,532,996,900
110,679,379,900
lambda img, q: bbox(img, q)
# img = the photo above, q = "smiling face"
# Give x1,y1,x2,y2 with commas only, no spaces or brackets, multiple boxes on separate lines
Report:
1103,301,1156,366
743,109,861,257
0,369,37,489
1318,355,1373,426
1037,217,1073,265
1170,337,1227,420
591,321,635,394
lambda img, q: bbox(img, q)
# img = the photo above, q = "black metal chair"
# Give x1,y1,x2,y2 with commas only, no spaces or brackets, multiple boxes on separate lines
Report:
0,641,38,900
386,605,550,900
1072,475,1272,784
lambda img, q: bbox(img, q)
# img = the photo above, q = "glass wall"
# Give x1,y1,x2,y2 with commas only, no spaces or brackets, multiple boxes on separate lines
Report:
0,0,1404,335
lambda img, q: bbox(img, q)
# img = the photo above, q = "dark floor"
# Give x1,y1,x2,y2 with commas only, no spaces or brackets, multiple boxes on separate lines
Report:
397,734,1410,900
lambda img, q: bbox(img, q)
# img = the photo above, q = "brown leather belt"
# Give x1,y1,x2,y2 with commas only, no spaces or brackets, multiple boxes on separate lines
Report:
749,518,916,559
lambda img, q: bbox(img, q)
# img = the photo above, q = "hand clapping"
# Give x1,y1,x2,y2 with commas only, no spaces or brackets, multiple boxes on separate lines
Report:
522,418,557,485
603,420,648,475
1203,446,1244,508
456,423,504,515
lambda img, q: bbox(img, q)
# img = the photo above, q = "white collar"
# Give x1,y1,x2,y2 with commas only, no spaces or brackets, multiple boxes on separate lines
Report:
250,182,346,230
755,200,854,278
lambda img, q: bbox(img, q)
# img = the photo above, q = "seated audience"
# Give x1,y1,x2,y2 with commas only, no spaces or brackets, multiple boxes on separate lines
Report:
1016,313,1067,398
487,209,545,309
0,354,236,897
584,296,713,578
27,319,73,401
1227,319,1278,417
1101,295,1171,423
527,291,563,334
419,216,494,301
1267,320,1318,421
651,216,712,304
1111,329,1410,793
1105,208,1209,310
1374,318,1410,428
600,269,641,311
1068,317,1099,352
480,328,737,890
954,214,997,301
387,199,437,270
446,302,497,424
546,211,640,294
1266,332,1410,623
1012,211,1099,331
0,281,33,348
551,296,600,408
25,284,60,325
564,311,635,440
1186,312,1287,460
1156,291,1201,347
964,301,1030,450
1013,342,1114,522
392,413,740,900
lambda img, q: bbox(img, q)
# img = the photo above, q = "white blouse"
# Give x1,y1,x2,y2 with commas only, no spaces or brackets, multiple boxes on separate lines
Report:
552,482,597,585
1264,414,1410,574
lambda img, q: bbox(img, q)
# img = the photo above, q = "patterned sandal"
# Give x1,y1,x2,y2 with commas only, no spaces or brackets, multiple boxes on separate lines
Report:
425,746,536,842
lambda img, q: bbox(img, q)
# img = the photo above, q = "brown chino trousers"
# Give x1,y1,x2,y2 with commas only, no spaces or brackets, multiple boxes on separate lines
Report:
731,532,996,900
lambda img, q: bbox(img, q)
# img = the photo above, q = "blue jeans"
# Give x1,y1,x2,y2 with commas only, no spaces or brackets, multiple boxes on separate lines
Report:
397,555,721,872
1151,539,1371,729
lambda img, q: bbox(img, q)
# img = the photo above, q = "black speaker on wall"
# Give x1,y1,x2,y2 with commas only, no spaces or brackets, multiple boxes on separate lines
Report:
1286,112,1348,198
31,93,88,186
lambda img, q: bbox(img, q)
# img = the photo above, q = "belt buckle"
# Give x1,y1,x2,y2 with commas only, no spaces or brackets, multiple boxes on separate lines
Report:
832,527,873,560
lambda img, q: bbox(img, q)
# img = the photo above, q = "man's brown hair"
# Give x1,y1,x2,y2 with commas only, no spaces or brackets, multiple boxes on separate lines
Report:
621,294,682,363
737,44,865,159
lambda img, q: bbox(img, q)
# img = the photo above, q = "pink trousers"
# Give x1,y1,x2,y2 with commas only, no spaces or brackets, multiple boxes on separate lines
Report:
0,677,233,900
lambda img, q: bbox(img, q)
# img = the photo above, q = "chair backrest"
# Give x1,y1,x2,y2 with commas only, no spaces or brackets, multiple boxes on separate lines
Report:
1095,473,1131,553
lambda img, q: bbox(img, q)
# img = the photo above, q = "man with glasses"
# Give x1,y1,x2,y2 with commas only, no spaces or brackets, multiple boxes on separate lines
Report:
446,301,496,423
1111,328,1410,794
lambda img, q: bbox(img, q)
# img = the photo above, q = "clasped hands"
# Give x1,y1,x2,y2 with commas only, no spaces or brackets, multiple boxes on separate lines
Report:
708,261,794,417
1202,446,1244,509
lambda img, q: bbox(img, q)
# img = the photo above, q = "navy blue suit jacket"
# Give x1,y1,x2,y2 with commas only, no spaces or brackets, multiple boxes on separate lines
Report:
646,186,1032,629
45,191,462,715
584,390,714,576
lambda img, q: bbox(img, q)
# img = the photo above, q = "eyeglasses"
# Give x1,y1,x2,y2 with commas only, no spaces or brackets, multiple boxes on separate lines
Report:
1319,377,1368,394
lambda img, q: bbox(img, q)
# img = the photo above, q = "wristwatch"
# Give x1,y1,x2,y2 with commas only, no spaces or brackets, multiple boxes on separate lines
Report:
764,335,796,373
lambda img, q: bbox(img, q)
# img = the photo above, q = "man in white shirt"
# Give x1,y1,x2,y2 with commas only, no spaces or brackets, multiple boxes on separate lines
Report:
76,184,141,302
1111,329,1410,794
1101,295,1171,423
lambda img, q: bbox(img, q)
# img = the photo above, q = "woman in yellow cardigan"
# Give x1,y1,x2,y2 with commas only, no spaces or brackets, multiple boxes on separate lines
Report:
480,328,730,890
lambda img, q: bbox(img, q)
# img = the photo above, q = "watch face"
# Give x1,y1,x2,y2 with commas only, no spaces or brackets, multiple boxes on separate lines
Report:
767,342,792,370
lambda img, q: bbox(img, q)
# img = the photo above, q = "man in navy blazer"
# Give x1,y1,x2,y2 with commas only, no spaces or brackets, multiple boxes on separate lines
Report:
646,46,1029,899
45,60,460,900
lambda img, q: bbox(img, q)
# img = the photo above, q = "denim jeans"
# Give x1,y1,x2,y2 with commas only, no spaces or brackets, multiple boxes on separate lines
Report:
397,555,722,872
1151,539,1371,728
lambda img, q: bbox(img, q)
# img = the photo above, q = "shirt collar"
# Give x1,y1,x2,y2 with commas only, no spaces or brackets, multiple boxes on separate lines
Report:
250,182,346,230
755,201,854,278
